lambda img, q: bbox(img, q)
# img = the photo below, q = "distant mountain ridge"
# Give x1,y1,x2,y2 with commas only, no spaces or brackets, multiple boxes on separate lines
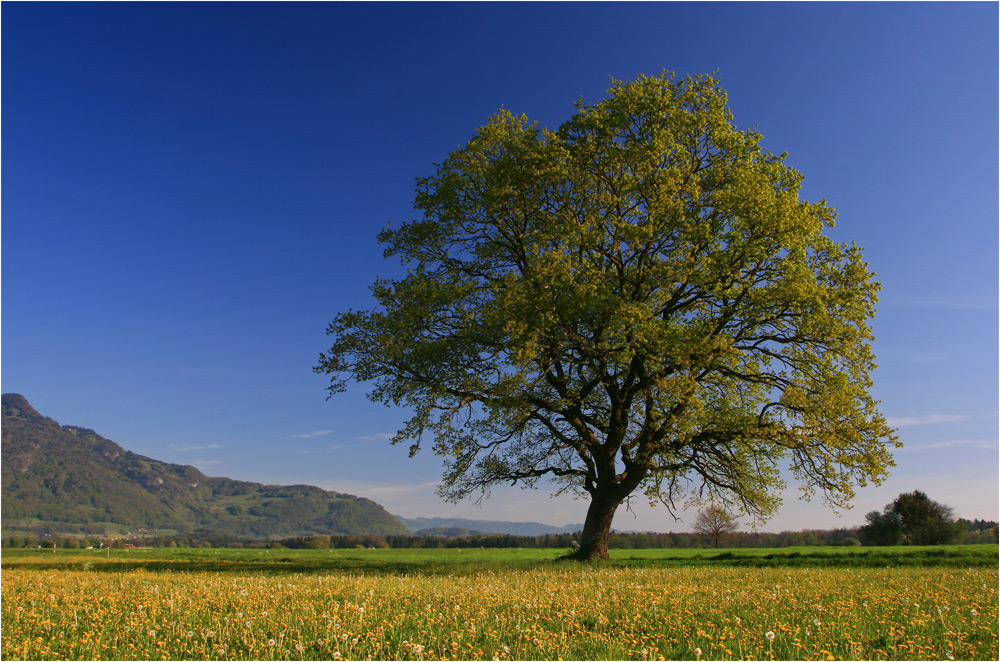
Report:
1,394,409,538
397,516,583,536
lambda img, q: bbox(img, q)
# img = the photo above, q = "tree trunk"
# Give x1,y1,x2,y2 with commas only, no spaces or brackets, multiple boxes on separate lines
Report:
574,494,621,561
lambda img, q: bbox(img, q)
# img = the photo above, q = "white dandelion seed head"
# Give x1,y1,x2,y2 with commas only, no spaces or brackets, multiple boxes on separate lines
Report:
765,631,775,641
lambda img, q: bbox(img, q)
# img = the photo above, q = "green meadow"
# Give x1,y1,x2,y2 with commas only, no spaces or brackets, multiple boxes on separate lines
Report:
2,545,997,661
2,543,997,574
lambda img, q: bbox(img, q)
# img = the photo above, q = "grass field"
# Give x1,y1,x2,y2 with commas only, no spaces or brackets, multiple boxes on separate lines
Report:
2,546,997,660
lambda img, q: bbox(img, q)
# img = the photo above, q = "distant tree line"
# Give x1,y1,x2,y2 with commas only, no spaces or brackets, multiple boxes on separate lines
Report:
5,519,996,550
857,491,983,546
5,491,994,550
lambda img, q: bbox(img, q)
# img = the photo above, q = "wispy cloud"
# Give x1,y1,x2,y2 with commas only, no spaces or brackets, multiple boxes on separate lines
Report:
320,480,440,501
170,443,221,452
358,432,395,443
363,480,441,497
901,439,998,452
886,414,969,427
288,429,334,440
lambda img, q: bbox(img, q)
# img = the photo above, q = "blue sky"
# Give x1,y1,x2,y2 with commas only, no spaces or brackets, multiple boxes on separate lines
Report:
3,2,997,532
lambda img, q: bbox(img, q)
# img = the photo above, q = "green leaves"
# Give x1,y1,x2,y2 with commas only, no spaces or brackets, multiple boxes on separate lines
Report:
317,71,896,527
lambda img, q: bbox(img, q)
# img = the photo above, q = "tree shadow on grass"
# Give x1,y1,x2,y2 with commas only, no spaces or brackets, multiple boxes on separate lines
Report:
3,545,993,575
0,555,558,577
614,546,996,569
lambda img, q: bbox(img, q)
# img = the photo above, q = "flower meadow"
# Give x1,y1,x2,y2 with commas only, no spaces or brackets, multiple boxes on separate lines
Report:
2,550,997,661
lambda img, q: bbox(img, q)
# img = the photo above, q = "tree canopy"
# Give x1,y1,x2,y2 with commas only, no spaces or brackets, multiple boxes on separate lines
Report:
317,72,898,560
860,491,964,546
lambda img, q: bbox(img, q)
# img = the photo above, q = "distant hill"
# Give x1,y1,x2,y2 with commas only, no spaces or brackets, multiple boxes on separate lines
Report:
397,516,583,537
1,394,409,538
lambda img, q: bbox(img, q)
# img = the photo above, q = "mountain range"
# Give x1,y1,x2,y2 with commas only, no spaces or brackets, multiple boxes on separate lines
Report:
1,394,409,538
2,394,586,540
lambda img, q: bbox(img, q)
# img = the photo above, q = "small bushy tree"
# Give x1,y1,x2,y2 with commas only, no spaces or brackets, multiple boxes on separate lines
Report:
860,491,962,546
891,491,963,545
693,504,740,548
303,534,332,549
858,509,903,546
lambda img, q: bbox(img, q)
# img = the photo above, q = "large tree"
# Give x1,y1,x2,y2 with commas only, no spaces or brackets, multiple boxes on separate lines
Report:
316,72,898,560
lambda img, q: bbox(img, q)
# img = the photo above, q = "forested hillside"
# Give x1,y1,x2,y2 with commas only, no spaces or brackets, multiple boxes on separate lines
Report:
1,394,408,538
